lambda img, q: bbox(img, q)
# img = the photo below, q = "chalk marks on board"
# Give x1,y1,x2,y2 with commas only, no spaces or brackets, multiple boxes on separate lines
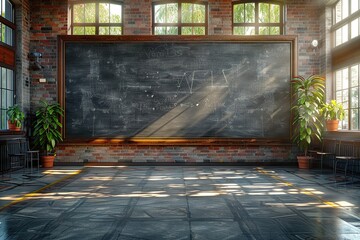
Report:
64,42,291,138
144,43,185,59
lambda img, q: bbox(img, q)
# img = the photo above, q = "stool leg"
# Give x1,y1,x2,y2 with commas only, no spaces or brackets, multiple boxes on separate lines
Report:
37,152,40,173
320,155,324,172
30,153,33,174
334,159,339,181
345,160,349,180
351,159,354,183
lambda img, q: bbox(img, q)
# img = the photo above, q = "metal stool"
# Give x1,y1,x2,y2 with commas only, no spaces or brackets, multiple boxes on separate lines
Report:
334,140,358,181
7,139,26,171
23,140,40,175
308,139,336,171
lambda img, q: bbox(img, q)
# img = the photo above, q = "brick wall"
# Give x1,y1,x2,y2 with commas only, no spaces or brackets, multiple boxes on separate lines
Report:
15,0,31,115
286,0,322,76
56,144,295,165
29,0,68,110
124,0,152,35
208,0,232,35
25,0,324,164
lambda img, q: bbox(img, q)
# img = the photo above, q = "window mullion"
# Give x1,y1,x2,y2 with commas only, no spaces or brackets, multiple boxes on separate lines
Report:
71,4,74,35
191,4,194,25
255,2,259,34
348,66,352,129
178,3,181,35
95,3,99,35
107,3,111,34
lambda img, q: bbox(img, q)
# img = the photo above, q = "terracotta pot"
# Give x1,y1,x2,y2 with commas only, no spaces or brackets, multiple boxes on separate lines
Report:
8,120,21,131
41,155,55,168
297,156,313,169
326,120,339,131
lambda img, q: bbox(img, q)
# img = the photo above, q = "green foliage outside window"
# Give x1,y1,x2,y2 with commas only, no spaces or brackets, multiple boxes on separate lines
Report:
155,3,178,23
233,2,282,35
154,2,206,35
233,3,255,23
71,2,122,35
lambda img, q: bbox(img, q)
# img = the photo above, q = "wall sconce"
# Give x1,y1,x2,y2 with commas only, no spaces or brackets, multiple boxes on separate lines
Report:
311,39,319,48
28,52,43,70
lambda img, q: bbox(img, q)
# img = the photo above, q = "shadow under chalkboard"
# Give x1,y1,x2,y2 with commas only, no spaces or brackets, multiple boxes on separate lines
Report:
63,38,293,140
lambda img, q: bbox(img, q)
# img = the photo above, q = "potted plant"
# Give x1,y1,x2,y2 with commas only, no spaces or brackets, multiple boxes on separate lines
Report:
321,100,345,131
33,100,64,168
6,105,25,131
291,75,325,168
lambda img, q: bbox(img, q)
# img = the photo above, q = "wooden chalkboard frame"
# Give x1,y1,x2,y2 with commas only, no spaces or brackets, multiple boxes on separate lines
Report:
58,35,297,145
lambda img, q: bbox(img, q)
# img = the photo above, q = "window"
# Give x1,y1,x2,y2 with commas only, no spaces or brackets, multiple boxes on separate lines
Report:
333,0,360,46
0,0,15,130
0,67,14,129
332,1,360,131
0,0,14,46
153,1,207,35
335,64,360,130
233,1,284,35
69,1,123,35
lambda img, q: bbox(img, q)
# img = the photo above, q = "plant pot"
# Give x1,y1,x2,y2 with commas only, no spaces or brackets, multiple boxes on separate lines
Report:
8,120,21,131
41,155,55,168
297,156,313,169
326,120,339,131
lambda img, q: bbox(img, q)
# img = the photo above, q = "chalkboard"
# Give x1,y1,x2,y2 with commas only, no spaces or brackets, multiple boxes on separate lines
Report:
60,36,295,140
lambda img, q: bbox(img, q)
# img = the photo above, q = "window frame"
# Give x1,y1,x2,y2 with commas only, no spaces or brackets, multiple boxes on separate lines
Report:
232,0,284,35
0,0,15,47
331,0,360,47
69,0,124,35
331,0,360,131
334,64,360,130
152,0,208,35
0,0,15,130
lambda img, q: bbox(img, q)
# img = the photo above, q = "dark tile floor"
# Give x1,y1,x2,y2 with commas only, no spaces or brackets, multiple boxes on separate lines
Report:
1,166,360,240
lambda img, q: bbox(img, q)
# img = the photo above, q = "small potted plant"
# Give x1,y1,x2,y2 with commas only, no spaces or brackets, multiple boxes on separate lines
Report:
291,75,325,168
33,100,64,167
6,105,25,131
321,100,345,131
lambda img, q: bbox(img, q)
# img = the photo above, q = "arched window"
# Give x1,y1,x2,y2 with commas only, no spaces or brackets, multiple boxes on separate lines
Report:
69,1,123,35
232,1,284,35
152,1,208,35
0,0,15,130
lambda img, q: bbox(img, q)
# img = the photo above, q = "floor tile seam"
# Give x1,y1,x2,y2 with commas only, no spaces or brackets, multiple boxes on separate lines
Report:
255,168,341,209
286,205,331,233
181,167,194,240
99,167,156,239
223,195,265,237
0,168,84,212
284,170,360,197
49,169,123,221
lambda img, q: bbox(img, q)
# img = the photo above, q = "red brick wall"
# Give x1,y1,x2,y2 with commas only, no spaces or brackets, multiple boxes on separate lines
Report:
29,0,68,109
124,0,152,34
208,0,232,35
56,144,294,165
26,0,323,164
286,0,322,76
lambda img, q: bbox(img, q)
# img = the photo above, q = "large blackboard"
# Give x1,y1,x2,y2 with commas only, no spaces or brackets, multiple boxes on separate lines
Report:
61,36,295,140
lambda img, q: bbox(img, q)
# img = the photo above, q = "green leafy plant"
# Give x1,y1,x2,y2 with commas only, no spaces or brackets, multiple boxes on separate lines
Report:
6,105,25,128
321,100,345,121
291,75,325,156
33,100,64,155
